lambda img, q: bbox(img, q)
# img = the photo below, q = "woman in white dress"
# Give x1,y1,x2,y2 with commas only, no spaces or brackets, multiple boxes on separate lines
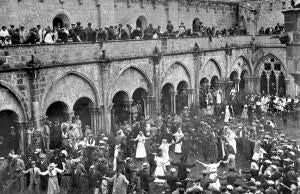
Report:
224,105,231,123
134,131,147,159
241,104,248,120
40,163,64,194
158,139,172,166
224,126,237,154
173,128,184,154
153,151,167,183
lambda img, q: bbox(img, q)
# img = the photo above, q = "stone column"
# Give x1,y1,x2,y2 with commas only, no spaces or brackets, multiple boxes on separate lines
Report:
89,107,97,135
106,104,113,134
187,88,195,106
127,100,133,126
275,73,280,95
285,79,291,96
170,91,177,114
244,77,252,93
193,51,203,107
16,121,26,155
151,47,162,114
266,75,270,95
234,78,240,92
253,76,261,94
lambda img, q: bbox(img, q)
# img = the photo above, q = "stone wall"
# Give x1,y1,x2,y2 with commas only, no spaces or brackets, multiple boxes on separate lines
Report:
0,36,292,137
0,0,237,31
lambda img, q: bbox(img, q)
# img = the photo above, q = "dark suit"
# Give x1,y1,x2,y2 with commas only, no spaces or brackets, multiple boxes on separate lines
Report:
88,170,102,194
23,167,41,193
136,169,155,193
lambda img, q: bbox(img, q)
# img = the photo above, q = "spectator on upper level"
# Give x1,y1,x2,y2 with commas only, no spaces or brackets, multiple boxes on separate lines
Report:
131,27,142,39
11,28,20,45
59,24,70,43
108,26,116,40
69,24,80,42
0,26,11,45
8,25,15,36
0,26,10,38
259,27,265,35
166,20,174,33
176,22,186,38
37,25,43,43
85,23,94,42
24,28,38,44
97,26,109,42
74,22,86,41
120,24,131,40
44,26,54,44
143,24,154,40
53,27,59,43
20,26,27,43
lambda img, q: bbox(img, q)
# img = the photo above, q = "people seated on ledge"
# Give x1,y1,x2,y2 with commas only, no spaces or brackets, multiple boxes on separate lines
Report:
0,19,263,46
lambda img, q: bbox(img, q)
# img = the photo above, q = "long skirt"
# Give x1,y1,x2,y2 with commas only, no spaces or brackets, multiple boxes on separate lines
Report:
224,112,230,123
135,142,146,158
241,108,248,119
154,166,166,183
174,142,182,154
48,176,60,194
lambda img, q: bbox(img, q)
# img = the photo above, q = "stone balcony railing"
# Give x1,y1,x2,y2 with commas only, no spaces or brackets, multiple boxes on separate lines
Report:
0,35,284,70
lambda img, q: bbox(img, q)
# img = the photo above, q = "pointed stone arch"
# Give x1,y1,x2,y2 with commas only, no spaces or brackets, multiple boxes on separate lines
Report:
162,61,192,88
42,71,100,116
256,53,287,95
113,66,151,100
201,58,222,80
255,53,287,77
0,81,28,122
231,56,252,77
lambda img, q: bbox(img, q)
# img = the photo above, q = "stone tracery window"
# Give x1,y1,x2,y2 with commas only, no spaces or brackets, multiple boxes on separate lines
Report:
260,57,286,96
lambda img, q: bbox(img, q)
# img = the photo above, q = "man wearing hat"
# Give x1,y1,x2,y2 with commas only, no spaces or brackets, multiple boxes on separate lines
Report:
11,155,25,192
37,153,48,191
23,161,41,193
124,157,135,185
156,167,180,192
136,163,155,193
88,165,102,194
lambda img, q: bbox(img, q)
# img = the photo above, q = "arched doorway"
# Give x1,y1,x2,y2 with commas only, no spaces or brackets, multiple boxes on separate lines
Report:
112,91,129,133
46,101,69,123
259,56,286,96
132,88,147,122
0,110,19,156
73,97,93,133
176,81,188,114
230,71,239,89
161,83,174,115
200,78,209,108
192,18,201,33
53,13,70,28
136,16,148,30
46,101,68,149
239,70,248,91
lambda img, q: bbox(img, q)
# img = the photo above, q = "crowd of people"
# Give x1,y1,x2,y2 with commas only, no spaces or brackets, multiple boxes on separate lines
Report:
258,23,285,35
0,19,248,46
0,89,300,194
